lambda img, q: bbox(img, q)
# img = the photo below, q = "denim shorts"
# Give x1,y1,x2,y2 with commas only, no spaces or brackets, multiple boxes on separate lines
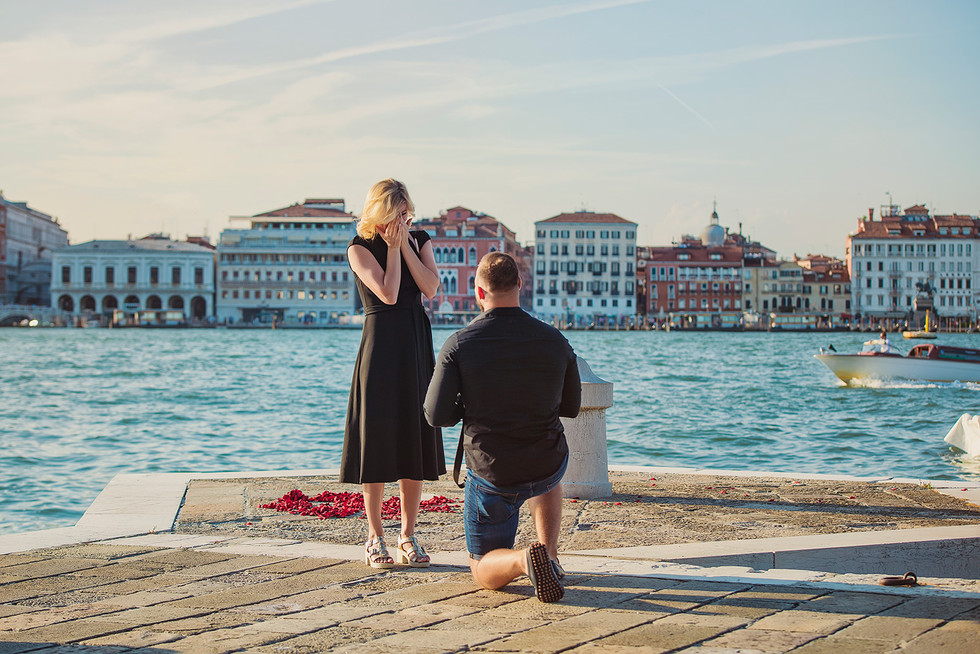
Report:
464,455,568,559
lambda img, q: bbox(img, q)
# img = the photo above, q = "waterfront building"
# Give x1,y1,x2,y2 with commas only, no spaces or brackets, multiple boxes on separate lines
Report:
796,255,852,318
216,198,357,325
847,203,978,322
414,206,531,323
50,235,216,324
642,207,775,327
0,192,69,305
533,211,637,327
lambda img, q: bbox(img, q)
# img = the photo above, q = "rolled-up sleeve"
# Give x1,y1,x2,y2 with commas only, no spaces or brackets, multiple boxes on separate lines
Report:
424,336,464,427
559,352,582,418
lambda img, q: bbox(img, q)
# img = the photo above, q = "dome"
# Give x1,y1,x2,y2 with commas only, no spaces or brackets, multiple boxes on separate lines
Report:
700,209,725,246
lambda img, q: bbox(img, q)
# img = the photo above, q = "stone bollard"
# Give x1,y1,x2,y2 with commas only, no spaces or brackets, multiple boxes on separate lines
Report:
561,356,613,499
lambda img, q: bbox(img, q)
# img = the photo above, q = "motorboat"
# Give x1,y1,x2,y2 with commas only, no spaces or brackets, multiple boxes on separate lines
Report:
815,340,980,384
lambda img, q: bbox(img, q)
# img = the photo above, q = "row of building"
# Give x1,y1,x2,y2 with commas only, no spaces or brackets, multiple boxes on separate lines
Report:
1,189,975,328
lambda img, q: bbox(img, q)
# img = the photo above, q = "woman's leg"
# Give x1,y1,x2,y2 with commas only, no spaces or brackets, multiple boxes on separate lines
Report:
398,478,423,537
363,482,386,540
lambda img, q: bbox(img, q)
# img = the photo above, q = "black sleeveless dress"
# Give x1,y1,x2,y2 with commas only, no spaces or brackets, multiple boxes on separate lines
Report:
340,230,445,484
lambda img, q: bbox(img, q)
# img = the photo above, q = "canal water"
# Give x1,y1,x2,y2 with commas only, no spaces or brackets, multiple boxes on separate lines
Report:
2,327,979,534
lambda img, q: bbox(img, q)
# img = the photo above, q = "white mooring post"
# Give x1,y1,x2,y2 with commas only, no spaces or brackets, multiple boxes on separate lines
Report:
561,356,614,499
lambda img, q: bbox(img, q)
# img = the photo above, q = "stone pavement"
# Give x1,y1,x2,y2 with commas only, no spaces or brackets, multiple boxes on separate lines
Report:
0,466,979,652
0,535,979,653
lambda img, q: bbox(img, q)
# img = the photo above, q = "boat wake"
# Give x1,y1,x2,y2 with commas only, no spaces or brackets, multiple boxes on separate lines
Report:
849,378,980,391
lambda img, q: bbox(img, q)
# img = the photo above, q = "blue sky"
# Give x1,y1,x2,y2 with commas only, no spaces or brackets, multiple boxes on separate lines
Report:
1,0,977,258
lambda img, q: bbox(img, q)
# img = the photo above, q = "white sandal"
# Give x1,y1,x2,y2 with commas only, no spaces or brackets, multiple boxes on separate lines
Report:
396,534,430,567
364,537,394,569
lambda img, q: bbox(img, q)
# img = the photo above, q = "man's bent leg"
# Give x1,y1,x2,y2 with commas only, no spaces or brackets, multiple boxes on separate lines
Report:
527,483,563,560
469,549,527,591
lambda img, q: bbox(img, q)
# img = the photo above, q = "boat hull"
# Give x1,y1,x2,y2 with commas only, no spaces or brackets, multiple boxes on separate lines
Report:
815,353,980,384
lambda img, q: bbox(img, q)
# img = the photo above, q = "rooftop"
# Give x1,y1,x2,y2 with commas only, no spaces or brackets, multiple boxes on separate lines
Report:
537,211,637,226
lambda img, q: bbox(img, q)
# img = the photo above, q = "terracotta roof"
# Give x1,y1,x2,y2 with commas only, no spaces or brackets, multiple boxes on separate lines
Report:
852,214,978,238
643,245,743,264
537,212,636,225
256,202,353,218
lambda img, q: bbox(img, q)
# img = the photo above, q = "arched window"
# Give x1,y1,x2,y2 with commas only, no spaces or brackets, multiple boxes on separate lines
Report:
468,275,475,290
102,295,118,311
434,249,442,263
457,248,465,263
468,247,477,265
146,295,162,309
58,295,74,312
168,296,185,309
450,277,457,294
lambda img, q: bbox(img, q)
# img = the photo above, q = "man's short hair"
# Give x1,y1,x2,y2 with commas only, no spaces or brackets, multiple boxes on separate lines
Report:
477,252,520,293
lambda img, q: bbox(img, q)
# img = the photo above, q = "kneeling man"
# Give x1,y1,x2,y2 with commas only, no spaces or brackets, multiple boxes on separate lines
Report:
424,252,581,602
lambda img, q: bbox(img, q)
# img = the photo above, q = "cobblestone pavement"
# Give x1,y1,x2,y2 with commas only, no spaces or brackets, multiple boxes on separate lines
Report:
0,538,979,653
1,468,978,653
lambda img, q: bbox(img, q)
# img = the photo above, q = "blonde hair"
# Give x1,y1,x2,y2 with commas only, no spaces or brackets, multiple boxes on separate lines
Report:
357,178,415,239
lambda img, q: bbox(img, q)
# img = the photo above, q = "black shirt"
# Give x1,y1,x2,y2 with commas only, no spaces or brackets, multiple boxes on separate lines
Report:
424,307,581,487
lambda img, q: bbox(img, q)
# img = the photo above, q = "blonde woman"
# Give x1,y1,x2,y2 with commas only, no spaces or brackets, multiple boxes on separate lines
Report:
341,178,445,569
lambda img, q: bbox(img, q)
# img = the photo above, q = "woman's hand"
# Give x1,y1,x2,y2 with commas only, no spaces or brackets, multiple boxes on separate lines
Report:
379,220,405,249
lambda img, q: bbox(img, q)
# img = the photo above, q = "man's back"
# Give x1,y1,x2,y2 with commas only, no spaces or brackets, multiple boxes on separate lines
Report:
425,306,580,487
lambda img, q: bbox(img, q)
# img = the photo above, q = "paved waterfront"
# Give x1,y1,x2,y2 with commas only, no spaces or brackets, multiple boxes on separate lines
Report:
0,467,978,652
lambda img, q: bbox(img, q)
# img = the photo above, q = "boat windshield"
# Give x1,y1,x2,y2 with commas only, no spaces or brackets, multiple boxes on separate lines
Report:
862,337,898,355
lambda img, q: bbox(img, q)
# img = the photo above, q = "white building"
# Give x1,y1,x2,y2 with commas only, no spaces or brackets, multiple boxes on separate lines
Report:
0,192,69,305
848,203,977,320
50,236,216,324
216,199,357,325
533,211,638,327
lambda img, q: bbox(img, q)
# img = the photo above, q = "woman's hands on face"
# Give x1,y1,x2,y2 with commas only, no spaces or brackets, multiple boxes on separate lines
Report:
379,219,406,248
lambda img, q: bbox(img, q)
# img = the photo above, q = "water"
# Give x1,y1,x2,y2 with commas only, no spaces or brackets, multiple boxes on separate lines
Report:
2,327,979,535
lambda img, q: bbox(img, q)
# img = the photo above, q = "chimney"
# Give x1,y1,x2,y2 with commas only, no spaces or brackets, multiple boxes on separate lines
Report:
868,208,874,221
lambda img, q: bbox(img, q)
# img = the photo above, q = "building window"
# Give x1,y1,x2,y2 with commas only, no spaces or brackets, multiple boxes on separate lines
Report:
83,266,93,284
105,267,115,285
128,266,137,284
171,267,181,285
150,267,159,285
195,267,204,284
62,266,71,283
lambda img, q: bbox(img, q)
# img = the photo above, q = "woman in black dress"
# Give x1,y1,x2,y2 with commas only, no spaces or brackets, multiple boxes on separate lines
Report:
342,178,445,569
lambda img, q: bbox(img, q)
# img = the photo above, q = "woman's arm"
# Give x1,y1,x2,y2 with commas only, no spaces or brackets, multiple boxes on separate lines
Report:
347,223,405,305
402,236,441,299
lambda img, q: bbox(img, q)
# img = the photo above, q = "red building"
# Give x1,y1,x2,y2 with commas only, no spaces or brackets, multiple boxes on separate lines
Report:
414,207,531,323
639,208,775,326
